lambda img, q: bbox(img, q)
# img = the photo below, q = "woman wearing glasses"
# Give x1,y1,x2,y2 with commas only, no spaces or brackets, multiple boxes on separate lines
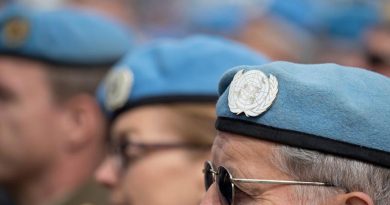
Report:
95,35,267,205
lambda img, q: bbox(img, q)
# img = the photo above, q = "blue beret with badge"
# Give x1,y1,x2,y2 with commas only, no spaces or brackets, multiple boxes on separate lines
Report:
0,4,133,66
216,62,390,168
97,35,268,120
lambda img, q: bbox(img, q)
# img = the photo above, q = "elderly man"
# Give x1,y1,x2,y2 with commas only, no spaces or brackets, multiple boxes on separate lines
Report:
0,5,132,205
200,62,390,205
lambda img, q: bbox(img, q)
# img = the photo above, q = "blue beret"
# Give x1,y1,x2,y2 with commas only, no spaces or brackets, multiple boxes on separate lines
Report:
324,3,379,40
269,0,379,40
97,35,268,120
216,62,390,168
0,5,133,66
268,0,321,31
188,4,248,36
186,1,267,37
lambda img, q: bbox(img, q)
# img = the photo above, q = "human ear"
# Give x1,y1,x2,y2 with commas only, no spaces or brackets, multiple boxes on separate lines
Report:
61,94,104,152
338,192,374,205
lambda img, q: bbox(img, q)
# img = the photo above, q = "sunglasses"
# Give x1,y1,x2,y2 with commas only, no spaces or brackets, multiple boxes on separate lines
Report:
203,161,334,205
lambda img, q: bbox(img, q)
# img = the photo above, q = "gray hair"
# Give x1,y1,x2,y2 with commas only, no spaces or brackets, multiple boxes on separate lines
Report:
272,145,390,205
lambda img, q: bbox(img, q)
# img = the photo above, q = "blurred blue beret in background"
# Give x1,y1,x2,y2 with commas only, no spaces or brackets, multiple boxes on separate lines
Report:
0,4,134,66
188,4,249,36
97,35,268,119
216,62,390,168
186,0,270,36
324,3,379,40
269,0,380,40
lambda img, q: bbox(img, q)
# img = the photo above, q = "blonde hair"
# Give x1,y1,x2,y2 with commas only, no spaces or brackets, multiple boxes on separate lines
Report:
164,103,217,147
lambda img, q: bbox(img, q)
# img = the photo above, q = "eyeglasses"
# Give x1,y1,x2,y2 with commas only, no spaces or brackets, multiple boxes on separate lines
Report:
109,136,211,169
366,51,390,67
203,161,334,205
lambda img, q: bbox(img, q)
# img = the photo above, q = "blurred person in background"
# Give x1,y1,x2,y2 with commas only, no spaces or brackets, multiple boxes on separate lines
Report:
186,0,382,64
67,0,137,28
232,17,313,62
363,23,390,77
307,0,382,70
95,35,268,205
0,0,138,31
125,0,189,39
312,40,369,69
0,5,132,205
251,0,379,63
57,0,385,65
106,0,311,61
184,0,314,62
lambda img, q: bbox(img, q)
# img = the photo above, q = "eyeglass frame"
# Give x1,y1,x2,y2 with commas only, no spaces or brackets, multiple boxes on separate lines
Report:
108,135,211,169
203,160,335,205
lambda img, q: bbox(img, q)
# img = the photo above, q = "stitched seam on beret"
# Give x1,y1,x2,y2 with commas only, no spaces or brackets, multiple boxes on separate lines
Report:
216,117,390,168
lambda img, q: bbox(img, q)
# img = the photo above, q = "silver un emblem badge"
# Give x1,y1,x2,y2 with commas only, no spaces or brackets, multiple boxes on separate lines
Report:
228,69,278,117
104,68,133,111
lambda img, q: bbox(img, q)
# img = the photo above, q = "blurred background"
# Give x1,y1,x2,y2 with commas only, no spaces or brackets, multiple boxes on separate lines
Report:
0,0,389,76
0,1,389,205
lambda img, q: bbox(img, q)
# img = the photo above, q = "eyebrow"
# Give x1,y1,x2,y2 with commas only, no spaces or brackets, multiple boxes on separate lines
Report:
210,137,276,193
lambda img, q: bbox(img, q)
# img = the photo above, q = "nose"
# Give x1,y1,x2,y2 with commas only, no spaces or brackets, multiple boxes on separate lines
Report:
95,156,120,188
200,184,221,205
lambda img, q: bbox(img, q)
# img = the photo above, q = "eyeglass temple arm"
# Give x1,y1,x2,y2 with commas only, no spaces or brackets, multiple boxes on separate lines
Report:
232,178,333,186
133,143,211,150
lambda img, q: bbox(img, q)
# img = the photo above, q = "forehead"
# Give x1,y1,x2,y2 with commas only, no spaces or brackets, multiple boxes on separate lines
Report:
111,105,183,143
0,56,48,79
0,56,49,89
211,132,280,177
212,132,274,159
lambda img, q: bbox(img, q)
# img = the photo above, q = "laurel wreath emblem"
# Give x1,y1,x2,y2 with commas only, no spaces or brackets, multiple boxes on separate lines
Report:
105,68,133,111
3,17,30,48
228,69,278,117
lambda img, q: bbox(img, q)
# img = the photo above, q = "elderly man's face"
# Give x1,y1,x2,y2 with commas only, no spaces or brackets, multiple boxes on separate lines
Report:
200,132,348,205
200,132,298,205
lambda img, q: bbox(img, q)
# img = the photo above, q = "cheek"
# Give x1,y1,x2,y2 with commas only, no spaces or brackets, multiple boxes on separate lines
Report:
254,186,300,205
122,151,204,205
0,103,59,180
0,118,26,179
108,183,129,205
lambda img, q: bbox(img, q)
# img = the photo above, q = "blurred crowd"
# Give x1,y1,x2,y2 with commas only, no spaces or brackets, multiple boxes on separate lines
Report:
1,0,390,75
0,0,389,205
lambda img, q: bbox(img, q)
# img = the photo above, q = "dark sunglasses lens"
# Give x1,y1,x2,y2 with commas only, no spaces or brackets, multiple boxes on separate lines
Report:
217,167,233,205
367,53,384,66
204,162,214,190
